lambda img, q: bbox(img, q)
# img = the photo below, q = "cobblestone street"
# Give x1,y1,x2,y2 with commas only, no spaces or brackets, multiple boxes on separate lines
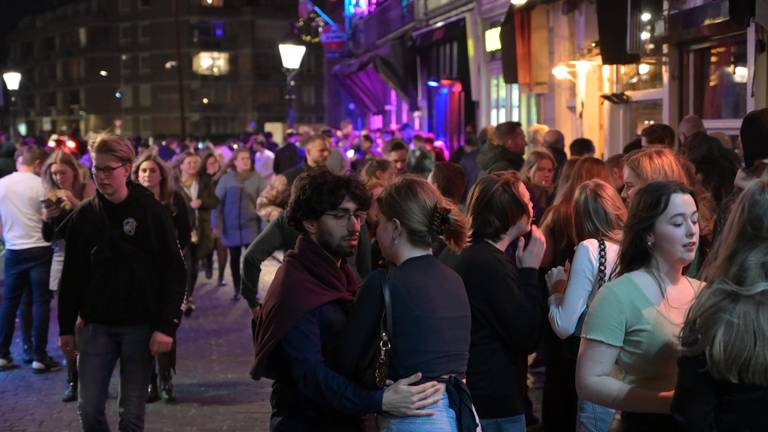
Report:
0,255,281,432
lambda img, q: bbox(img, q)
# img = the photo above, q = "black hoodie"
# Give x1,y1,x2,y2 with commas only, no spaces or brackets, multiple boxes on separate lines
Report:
58,182,186,337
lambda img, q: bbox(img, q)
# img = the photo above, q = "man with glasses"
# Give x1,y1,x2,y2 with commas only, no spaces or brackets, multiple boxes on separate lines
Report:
58,133,186,431
251,170,437,430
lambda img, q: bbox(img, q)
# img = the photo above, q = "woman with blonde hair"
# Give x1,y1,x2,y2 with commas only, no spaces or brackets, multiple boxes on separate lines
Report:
673,179,768,431
334,175,477,431
522,149,557,190
577,181,702,431
545,179,626,431
40,150,96,402
132,151,192,403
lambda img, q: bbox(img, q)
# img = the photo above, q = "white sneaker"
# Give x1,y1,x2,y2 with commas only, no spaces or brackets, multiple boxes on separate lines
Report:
0,356,17,371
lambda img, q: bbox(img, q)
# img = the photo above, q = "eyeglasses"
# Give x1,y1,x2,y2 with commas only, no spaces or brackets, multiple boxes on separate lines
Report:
91,163,127,176
324,209,367,224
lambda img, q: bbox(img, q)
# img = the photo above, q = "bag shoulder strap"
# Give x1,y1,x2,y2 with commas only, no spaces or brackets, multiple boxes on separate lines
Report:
382,271,393,336
596,238,607,289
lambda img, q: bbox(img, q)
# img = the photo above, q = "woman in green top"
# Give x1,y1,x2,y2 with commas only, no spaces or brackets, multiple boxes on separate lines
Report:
576,182,702,431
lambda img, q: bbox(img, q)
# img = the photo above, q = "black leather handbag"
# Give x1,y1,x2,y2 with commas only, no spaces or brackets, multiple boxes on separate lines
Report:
357,273,393,389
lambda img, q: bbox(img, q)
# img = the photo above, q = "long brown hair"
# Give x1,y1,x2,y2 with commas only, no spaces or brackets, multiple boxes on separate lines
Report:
132,151,176,210
466,171,530,242
681,179,768,385
41,150,87,199
377,175,468,252
572,179,626,244
615,181,697,278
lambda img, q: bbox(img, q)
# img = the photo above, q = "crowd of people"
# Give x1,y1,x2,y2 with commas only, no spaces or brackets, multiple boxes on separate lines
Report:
0,107,767,432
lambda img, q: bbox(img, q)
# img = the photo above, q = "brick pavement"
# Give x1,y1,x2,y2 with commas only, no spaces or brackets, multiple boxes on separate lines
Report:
0,255,282,432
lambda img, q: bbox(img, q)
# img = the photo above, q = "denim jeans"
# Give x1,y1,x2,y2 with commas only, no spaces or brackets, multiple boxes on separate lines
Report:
377,392,459,432
480,414,526,432
77,323,153,432
0,247,53,361
577,399,616,432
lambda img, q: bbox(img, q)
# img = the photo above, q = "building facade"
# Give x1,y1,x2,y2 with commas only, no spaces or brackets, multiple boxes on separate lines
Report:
5,0,324,139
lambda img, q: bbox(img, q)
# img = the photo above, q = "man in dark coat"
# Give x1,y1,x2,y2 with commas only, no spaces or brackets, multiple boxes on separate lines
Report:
250,170,441,431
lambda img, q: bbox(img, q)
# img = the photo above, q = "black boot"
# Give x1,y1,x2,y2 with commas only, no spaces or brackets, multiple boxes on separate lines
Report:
159,368,176,403
61,360,78,403
147,369,160,403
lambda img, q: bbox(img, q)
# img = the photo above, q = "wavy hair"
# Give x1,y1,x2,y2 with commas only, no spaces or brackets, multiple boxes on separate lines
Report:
466,171,530,242
132,151,176,210
41,150,88,199
681,179,768,385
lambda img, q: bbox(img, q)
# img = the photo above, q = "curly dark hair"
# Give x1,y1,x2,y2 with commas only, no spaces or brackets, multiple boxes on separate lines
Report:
286,169,372,233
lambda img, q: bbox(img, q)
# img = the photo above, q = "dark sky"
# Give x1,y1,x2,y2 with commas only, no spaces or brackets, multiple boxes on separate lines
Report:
0,1,72,64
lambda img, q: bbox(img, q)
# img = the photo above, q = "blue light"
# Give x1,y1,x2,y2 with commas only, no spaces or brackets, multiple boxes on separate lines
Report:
214,28,224,38
427,80,439,88
115,90,123,99
439,87,449,94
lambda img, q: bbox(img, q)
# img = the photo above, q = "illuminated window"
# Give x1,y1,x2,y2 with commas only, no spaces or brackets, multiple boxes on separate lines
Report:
192,51,230,76
201,0,223,6
78,27,87,48
484,27,501,53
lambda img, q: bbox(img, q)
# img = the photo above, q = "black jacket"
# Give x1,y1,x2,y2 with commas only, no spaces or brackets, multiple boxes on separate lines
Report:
58,182,186,337
477,144,524,175
447,241,547,419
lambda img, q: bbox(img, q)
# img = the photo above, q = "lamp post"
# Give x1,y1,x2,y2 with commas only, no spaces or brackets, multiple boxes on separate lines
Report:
3,71,21,142
278,41,307,128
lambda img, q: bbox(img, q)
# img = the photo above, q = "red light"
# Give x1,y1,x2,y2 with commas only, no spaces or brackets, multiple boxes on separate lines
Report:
452,82,463,92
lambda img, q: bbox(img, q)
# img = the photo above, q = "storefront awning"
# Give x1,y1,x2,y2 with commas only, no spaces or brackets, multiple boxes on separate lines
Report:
332,39,418,114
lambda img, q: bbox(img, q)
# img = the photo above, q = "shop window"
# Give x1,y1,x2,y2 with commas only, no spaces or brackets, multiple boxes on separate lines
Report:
489,73,520,126
682,35,747,120
620,57,663,92
628,99,663,137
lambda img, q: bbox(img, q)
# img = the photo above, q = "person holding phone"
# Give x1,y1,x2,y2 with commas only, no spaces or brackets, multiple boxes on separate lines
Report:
40,150,95,401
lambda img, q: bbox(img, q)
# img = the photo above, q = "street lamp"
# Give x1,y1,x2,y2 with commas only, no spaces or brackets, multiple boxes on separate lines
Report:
278,40,307,128
3,71,21,142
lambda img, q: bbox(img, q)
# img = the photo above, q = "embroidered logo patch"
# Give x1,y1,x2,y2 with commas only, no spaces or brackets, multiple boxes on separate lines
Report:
123,218,137,236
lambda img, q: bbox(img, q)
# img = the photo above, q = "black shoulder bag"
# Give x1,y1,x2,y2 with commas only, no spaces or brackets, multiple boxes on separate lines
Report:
358,273,393,389
564,238,606,360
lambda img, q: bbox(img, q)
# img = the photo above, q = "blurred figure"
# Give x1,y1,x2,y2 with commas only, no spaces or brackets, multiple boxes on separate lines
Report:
528,123,550,149
641,123,676,148
478,121,526,174
0,131,15,178
247,134,275,182
569,138,595,158
383,139,409,177
200,150,229,286
361,158,395,187
456,134,481,203
543,129,567,173
604,154,625,193
677,115,706,155
214,148,268,301
674,179,768,431
257,135,330,223
273,130,303,175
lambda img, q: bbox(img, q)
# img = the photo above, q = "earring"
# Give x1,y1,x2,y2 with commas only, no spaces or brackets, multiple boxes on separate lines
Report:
647,240,654,249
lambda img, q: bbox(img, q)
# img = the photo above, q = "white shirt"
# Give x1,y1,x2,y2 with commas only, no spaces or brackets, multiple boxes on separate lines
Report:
0,171,50,250
547,238,620,339
253,149,275,180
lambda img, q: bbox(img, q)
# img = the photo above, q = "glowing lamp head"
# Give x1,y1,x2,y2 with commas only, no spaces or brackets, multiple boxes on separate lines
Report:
552,65,571,81
278,43,307,70
510,0,528,5
638,63,651,75
2,71,21,91
426,80,440,88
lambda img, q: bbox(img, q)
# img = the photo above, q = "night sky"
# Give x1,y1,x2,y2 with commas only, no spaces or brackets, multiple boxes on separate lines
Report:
0,1,73,65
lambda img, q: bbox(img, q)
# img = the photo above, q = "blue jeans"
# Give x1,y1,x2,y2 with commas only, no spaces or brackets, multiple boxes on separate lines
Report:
77,323,153,432
577,399,616,432
0,247,52,361
480,414,526,432
377,392,458,432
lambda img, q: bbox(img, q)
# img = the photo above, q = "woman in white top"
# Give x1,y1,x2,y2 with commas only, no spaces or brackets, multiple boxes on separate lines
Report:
546,179,626,432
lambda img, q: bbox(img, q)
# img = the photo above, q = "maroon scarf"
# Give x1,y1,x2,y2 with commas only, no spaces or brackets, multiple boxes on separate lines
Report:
250,235,358,380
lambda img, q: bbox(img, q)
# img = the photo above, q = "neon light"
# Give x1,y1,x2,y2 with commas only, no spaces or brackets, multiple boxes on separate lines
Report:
427,80,439,87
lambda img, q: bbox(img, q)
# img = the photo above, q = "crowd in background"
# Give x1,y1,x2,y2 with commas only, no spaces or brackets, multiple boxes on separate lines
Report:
0,106,767,432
